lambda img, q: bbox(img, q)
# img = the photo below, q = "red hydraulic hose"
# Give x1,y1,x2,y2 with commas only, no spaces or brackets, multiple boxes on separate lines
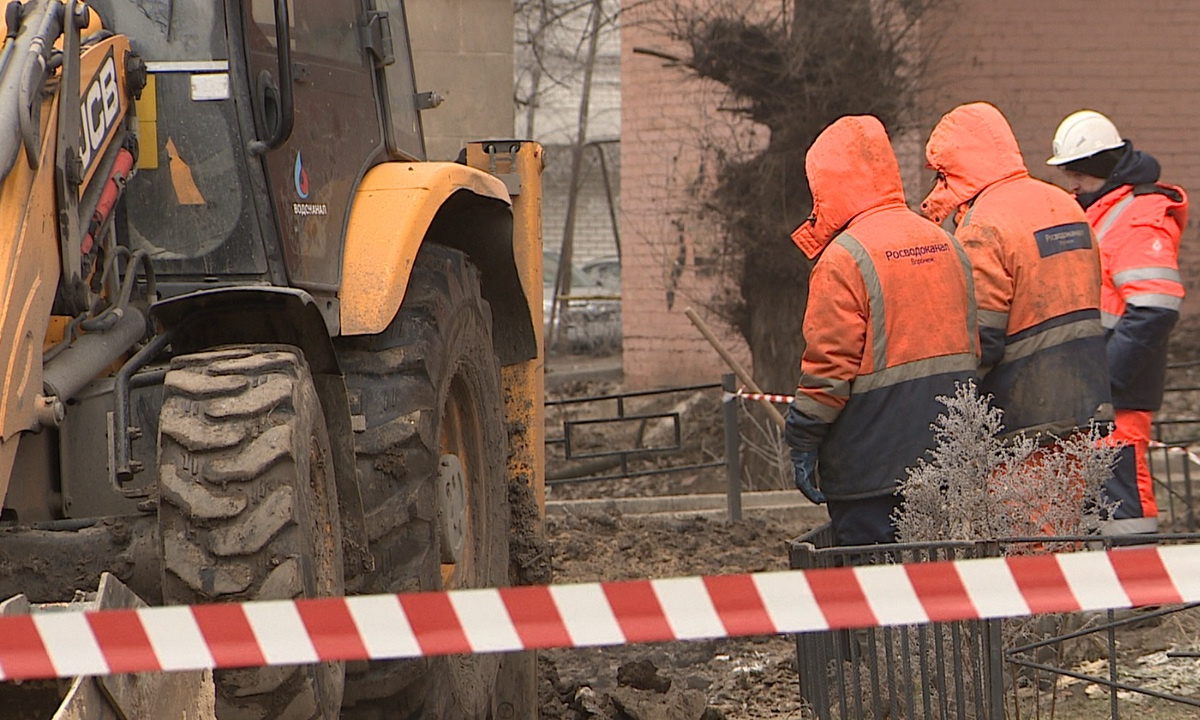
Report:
82,145,134,254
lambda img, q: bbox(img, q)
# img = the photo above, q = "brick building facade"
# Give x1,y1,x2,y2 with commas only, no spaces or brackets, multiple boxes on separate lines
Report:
619,1,758,387
619,0,1200,389
542,143,621,265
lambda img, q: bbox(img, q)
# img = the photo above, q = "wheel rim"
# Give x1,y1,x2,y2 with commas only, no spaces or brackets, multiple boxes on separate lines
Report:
436,453,467,565
440,374,482,589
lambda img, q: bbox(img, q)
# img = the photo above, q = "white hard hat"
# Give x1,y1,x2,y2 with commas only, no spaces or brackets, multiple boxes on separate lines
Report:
1047,110,1124,166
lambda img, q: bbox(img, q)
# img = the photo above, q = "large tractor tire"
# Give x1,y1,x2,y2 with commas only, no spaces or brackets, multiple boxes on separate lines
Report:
157,346,345,720
337,245,510,720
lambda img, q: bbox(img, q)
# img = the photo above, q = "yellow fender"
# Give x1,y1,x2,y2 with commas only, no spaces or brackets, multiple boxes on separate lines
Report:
340,162,511,336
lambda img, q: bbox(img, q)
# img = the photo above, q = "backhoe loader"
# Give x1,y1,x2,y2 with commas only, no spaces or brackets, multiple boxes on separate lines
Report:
0,1,545,718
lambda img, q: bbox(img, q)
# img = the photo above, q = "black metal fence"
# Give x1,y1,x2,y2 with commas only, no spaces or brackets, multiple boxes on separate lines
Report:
1004,599,1200,719
790,524,1006,720
791,524,1200,720
1150,361,1200,531
544,374,748,518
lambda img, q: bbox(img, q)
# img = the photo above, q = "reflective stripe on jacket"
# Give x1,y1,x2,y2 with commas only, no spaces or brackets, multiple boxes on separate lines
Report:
922,103,1111,437
1088,183,1188,410
786,115,979,501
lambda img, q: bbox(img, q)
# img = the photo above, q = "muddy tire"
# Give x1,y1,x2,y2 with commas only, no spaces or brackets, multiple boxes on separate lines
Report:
157,346,345,720
337,246,509,720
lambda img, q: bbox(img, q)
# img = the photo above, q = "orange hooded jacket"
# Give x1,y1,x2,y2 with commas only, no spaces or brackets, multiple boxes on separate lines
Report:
784,115,978,501
922,103,1111,436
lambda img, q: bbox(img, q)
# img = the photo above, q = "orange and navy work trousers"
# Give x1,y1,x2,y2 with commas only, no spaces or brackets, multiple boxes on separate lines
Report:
1102,409,1157,535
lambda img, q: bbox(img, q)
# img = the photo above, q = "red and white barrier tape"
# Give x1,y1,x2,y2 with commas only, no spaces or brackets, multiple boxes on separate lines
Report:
1149,439,1200,467
2,544,1199,681
730,387,795,404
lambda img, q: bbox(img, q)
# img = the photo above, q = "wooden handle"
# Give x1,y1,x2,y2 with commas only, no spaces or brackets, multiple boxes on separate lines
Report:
684,307,787,429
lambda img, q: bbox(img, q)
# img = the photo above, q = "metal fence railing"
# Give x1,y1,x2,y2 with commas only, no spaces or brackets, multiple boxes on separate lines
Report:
544,374,747,519
790,524,1200,720
790,524,1006,720
1150,361,1200,531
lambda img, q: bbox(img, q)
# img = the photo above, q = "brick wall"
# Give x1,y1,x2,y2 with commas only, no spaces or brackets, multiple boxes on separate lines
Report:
620,0,1200,387
542,143,621,265
619,2,760,388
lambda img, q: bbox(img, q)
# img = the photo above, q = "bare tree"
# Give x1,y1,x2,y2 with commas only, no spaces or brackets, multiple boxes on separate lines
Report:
642,0,950,393
515,0,625,349
515,0,622,142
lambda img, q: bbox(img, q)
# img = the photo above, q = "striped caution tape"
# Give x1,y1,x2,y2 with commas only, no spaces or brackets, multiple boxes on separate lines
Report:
1149,439,1200,467
2,544,1200,681
730,387,795,404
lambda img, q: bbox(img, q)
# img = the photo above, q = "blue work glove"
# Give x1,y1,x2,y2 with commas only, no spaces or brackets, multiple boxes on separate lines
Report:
790,449,825,505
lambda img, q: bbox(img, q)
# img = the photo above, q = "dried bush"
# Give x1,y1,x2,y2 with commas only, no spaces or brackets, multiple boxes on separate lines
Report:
809,384,1121,719
734,396,792,491
895,381,1117,552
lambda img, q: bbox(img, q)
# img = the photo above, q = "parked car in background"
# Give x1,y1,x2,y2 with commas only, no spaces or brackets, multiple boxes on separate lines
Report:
544,250,622,353
581,255,621,293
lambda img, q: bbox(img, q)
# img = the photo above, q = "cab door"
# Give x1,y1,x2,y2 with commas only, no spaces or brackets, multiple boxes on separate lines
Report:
245,0,385,293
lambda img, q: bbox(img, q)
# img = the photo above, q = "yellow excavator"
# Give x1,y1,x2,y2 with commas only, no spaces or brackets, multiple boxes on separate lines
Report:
0,0,545,718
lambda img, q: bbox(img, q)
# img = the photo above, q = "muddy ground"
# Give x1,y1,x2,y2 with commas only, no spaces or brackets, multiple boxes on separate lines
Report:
536,351,1200,719
540,352,808,719
537,512,808,720
535,508,1200,720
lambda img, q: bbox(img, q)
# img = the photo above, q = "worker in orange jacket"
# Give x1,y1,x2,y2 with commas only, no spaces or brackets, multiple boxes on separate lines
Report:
1048,110,1188,536
921,103,1111,448
786,115,979,546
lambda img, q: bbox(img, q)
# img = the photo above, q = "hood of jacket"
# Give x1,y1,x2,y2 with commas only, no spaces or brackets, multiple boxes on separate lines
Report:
791,115,907,259
921,102,1030,224
1077,141,1163,209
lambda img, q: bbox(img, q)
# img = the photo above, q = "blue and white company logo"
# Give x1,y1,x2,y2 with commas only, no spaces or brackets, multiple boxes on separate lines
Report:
294,151,310,199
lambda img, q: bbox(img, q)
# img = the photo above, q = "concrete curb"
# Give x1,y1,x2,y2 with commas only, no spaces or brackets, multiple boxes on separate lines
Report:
545,362,623,390
546,490,828,524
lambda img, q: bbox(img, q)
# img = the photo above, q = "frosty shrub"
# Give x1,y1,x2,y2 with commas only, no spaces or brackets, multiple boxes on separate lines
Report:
895,381,1117,551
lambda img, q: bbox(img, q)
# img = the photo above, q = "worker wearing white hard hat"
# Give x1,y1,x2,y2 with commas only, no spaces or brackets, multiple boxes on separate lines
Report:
1048,110,1125,167
1049,110,1189,537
